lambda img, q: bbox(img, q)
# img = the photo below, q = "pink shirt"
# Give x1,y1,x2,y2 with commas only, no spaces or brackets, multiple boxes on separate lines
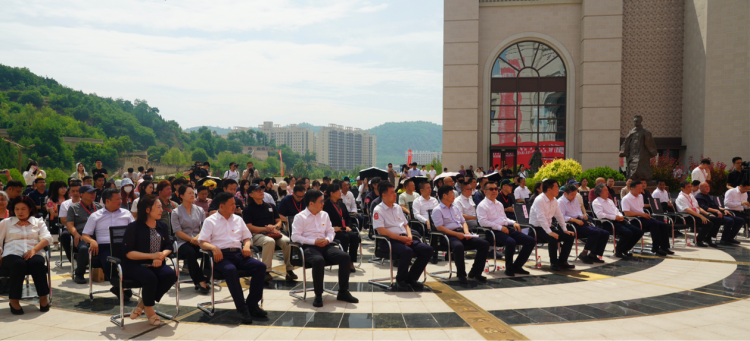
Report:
198,212,252,249
291,208,335,246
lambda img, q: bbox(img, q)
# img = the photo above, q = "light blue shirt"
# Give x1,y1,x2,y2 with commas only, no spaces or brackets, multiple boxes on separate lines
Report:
82,208,135,244
430,202,465,231
408,169,422,178
557,195,584,222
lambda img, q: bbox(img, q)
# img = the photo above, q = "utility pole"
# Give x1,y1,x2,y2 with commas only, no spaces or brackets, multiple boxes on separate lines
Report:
2,138,35,172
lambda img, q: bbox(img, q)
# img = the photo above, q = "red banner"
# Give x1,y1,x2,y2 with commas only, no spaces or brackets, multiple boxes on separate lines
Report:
407,149,412,165
279,150,284,176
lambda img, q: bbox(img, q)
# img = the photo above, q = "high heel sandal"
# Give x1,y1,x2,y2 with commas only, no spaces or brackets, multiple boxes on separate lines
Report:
147,314,161,326
130,299,145,320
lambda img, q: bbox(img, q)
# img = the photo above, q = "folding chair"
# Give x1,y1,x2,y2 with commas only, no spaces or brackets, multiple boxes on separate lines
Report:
588,208,618,256
616,200,648,253
107,225,179,328
514,203,564,269
427,209,478,280
196,246,261,316
56,235,75,274
649,198,690,248
474,224,506,273
0,247,52,304
88,239,111,300
368,222,426,289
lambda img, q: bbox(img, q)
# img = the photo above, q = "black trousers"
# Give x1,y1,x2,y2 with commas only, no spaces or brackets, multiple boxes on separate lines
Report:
447,235,489,278
568,223,610,257
636,218,671,250
719,215,745,241
60,229,89,277
731,210,750,233
303,244,350,296
122,263,176,306
486,229,535,270
608,221,644,253
178,243,207,285
532,227,574,265
334,230,361,263
703,216,723,241
381,238,433,282
1,255,49,300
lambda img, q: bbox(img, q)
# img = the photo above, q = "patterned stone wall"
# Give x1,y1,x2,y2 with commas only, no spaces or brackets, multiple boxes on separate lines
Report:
620,0,684,138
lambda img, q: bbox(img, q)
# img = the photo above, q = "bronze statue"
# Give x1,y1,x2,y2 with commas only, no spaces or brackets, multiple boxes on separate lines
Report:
619,115,657,180
529,147,543,174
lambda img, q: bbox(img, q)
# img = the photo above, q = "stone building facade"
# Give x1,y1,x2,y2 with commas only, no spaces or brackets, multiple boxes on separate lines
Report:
442,0,749,172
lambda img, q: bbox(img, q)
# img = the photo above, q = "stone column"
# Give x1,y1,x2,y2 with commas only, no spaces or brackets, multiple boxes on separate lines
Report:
578,0,623,169
442,0,479,172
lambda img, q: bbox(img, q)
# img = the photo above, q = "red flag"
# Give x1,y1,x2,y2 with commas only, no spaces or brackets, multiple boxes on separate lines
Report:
279,150,284,176
407,149,412,165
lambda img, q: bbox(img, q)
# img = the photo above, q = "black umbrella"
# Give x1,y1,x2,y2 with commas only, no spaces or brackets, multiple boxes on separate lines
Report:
483,172,502,183
402,176,429,187
359,167,388,180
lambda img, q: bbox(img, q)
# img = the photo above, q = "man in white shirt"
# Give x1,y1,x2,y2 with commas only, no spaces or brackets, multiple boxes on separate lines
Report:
591,183,643,258
412,182,439,230
432,185,489,284
427,166,437,181
291,189,358,307
341,181,363,228
691,159,711,184
198,192,267,324
528,179,576,271
454,182,478,228
558,185,609,264
724,181,750,233
122,168,137,183
476,181,535,277
398,179,420,217
621,181,673,256
513,177,530,203
373,181,433,291
675,181,718,247
81,188,135,298
420,166,427,177
652,180,673,211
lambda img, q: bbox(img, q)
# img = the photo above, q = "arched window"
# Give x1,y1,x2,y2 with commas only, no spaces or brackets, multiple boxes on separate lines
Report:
490,41,566,168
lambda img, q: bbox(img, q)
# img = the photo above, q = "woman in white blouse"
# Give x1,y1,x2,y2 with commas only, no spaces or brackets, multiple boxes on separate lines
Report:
0,196,53,314
22,161,46,190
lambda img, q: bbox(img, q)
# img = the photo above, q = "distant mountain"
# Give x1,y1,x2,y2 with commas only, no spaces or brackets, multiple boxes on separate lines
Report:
296,122,322,133
184,126,232,135
367,121,442,168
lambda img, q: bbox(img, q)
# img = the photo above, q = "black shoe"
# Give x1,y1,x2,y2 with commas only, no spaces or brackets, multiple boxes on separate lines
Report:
488,251,504,260
589,255,605,263
696,242,708,248
579,253,593,264
196,284,211,294
614,252,630,259
313,295,323,307
124,289,133,302
457,276,468,284
337,290,359,303
653,249,667,256
560,262,575,269
9,303,23,315
264,273,273,283
40,303,50,312
707,241,718,248
720,241,734,246
249,306,268,317
395,280,411,291
286,270,298,281
408,280,425,291
74,276,87,284
550,264,560,271
430,256,438,265
504,269,515,277
730,239,741,244
239,309,253,324
350,268,356,273
468,273,487,282
663,248,675,255
514,267,530,275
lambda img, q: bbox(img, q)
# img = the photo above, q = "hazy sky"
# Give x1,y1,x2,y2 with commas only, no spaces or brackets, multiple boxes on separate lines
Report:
1,0,443,130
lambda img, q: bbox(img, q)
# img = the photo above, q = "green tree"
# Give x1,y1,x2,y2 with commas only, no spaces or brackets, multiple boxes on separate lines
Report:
147,145,167,162
73,142,119,170
105,136,134,154
18,90,43,107
228,140,243,154
191,148,209,162
161,147,188,165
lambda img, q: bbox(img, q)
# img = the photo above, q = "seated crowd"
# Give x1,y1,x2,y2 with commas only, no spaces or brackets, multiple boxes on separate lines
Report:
0,157,749,327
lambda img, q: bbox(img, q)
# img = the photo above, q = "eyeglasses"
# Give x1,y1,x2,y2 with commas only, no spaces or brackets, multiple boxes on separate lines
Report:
486,188,499,192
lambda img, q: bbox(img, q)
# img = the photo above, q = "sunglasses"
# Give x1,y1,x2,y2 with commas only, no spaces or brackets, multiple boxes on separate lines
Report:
486,188,499,191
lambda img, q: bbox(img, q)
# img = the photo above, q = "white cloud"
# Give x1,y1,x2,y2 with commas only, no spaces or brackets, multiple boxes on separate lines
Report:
356,4,389,13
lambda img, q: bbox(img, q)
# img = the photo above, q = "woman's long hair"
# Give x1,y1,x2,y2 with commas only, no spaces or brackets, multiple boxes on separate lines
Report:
49,181,69,203
323,183,340,202
138,180,153,197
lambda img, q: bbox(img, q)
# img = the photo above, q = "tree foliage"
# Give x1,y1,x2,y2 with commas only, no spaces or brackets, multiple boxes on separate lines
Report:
368,121,442,168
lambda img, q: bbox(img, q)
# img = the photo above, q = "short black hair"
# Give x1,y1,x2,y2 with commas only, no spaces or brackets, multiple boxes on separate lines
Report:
82,175,92,182
95,159,101,162
319,183,329,192
483,181,495,189
607,177,614,180
378,181,394,196
213,192,235,207
34,178,45,184
438,185,454,200
93,174,105,181
680,180,691,188
629,180,640,189
102,188,119,204
692,180,701,187
128,167,133,173
657,179,666,184
741,181,750,187
419,182,431,191
403,178,414,187
138,166,144,172
203,161,210,166
700,158,711,165
563,184,578,194
6,180,23,189
196,185,208,193
143,175,153,181
69,180,82,188
222,178,238,190
732,157,742,163
303,189,323,207
542,179,558,193
12,196,38,217
293,184,306,194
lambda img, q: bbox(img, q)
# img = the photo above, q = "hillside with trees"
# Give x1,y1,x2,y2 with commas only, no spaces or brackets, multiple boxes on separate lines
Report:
367,121,442,167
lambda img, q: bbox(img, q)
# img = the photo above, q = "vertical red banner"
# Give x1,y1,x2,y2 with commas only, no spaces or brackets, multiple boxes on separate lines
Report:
279,150,284,176
407,149,412,165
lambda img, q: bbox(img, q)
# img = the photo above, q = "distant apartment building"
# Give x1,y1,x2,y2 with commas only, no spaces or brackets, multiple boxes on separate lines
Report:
315,124,377,170
257,121,315,156
407,150,442,166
